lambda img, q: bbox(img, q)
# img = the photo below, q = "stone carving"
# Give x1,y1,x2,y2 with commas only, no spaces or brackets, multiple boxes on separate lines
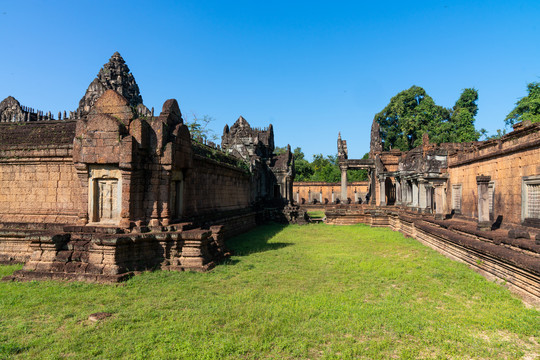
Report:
77,52,143,117
337,132,348,160
0,96,24,122
370,119,383,155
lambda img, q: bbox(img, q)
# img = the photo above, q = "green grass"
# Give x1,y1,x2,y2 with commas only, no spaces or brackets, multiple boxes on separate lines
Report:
307,210,325,219
1,224,539,359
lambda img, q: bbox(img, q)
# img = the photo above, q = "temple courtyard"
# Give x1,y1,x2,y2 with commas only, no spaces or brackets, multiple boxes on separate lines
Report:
1,223,538,359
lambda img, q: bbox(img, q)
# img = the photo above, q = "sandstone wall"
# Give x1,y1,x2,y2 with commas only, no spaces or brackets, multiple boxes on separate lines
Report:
0,121,81,225
293,181,369,204
447,123,540,226
0,147,81,224
183,155,252,216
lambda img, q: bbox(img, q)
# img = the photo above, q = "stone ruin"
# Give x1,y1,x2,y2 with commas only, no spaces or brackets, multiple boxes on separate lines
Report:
325,117,540,305
77,51,144,117
0,52,300,282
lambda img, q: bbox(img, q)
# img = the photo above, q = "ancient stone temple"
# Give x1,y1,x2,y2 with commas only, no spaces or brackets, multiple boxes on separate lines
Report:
222,116,294,205
77,52,144,117
326,118,540,304
0,53,295,282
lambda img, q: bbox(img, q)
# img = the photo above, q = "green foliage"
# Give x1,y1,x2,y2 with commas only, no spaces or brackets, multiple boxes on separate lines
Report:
0,225,537,359
448,88,481,143
273,146,287,156
505,82,540,126
293,149,369,182
310,154,340,182
186,114,218,141
374,86,481,151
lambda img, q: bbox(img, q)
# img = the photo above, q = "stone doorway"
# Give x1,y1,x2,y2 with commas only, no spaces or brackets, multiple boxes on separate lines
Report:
93,178,119,223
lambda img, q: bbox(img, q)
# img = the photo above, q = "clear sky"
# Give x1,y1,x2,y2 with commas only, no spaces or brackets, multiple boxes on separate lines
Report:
1,0,539,159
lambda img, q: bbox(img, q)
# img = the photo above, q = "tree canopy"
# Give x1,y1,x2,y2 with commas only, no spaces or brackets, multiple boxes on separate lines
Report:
374,86,480,151
505,82,540,126
186,114,218,141
292,147,368,182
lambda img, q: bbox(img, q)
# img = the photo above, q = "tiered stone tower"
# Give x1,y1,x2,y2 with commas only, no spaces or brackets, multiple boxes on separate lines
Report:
77,52,143,117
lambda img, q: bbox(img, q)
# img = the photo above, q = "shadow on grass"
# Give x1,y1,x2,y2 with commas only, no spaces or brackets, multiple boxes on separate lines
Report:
224,223,292,259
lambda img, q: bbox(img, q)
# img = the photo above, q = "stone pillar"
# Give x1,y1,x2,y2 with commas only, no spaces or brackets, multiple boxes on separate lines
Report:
379,175,386,206
340,166,348,203
74,163,89,225
418,180,427,212
433,183,445,220
287,176,293,203
149,165,160,227
395,178,402,205
412,181,419,208
119,169,133,228
370,169,377,205
477,175,492,230
160,170,172,226
426,184,433,213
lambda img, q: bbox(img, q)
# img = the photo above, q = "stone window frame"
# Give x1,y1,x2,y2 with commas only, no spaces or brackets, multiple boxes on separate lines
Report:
452,184,462,214
522,175,540,227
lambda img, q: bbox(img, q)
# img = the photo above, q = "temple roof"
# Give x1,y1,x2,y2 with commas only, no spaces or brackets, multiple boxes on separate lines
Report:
0,120,76,149
77,52,143,116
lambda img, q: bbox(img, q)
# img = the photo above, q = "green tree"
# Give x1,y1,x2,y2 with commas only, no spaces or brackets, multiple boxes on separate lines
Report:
292,147,314,181
273,146,287,156
374,86,450,151
505,82,540,126
374,86,481,151
186,114,218,141
310,154,340,182
447,88,480,143
347,153,369,181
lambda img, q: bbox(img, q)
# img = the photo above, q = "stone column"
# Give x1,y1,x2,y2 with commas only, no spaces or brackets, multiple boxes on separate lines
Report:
426,184,433,213
477,175,492,230
395,178,402,205
379,175,386,206
370,169,377,205
340,165,348,203
74,163,89,225
160,170,172,226
433,183,445,220
418,179,427,212
119,169,133,228
412,180,419,208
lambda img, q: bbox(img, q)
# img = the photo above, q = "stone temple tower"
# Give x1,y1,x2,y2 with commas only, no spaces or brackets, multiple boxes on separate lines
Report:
77,52,143,117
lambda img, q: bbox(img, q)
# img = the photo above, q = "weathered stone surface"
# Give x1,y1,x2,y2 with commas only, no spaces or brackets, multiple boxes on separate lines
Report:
77,52,143,117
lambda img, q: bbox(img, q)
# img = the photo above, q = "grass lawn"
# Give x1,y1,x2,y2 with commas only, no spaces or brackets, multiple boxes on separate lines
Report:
1,224,539,359
307,210,325,219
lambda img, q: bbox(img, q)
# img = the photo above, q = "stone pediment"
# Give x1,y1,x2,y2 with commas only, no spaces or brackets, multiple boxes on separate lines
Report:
88,90,133,126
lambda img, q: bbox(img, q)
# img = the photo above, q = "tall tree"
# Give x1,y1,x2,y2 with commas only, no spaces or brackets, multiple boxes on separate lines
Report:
186,114,218,141
447,88,480,143
505,82,540,126
374,86,481,151
374,86,450,151
291,147,314,181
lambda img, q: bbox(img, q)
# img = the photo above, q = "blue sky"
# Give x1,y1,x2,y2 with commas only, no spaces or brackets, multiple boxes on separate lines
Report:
1,0,539,159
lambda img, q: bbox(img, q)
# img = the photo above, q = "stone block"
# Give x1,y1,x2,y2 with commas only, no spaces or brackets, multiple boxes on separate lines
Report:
508,229,530,239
